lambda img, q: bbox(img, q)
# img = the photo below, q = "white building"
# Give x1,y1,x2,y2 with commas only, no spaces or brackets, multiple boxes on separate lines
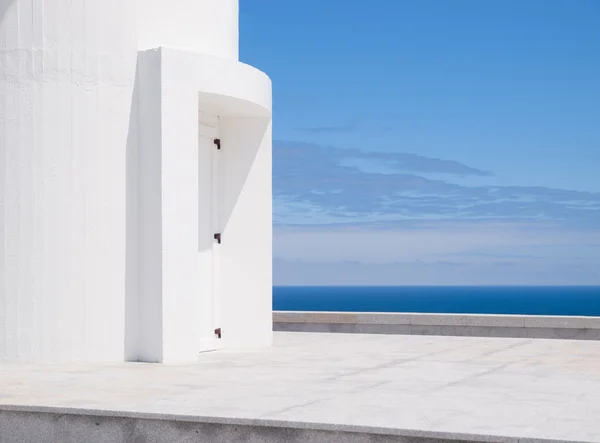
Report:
0,0,273,363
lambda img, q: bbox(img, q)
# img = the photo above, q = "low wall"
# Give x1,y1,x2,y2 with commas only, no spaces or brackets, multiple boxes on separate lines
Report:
273,311,600,340
0,407,508,443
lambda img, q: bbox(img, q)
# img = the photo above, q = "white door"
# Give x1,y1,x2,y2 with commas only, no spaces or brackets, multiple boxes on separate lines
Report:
198,112,222,353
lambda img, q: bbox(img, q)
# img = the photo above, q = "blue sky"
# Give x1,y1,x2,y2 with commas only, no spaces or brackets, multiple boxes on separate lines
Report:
239,0,600,285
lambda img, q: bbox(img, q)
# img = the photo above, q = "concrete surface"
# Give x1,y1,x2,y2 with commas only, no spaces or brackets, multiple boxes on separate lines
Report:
274,311,600,340
1,331,600,442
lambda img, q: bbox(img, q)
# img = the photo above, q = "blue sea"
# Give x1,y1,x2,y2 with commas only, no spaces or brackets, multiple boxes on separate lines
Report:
273,286,600,317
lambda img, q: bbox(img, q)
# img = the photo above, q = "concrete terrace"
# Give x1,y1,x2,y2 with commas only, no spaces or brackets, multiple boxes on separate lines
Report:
2,331,600,443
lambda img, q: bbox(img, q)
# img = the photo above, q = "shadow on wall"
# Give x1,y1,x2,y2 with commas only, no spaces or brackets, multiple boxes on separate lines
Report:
125,58,140,361
216,114,271,235
0,1,15,21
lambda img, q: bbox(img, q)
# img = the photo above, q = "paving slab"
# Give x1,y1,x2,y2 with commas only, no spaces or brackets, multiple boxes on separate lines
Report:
1,332,600,442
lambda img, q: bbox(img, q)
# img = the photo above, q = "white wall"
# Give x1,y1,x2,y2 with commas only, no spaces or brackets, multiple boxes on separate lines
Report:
133,49,272,362
138,0,239,61
0,0,137,362
219,117,273,349
1,0,272,363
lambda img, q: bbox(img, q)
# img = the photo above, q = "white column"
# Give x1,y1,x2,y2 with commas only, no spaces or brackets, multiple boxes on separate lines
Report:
137,0,239,60
0,0,137,362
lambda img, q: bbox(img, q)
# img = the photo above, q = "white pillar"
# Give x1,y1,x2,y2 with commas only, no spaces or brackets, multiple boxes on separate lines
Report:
0,0,137,362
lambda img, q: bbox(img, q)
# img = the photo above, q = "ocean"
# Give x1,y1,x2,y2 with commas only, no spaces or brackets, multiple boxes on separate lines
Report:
273,286,600,317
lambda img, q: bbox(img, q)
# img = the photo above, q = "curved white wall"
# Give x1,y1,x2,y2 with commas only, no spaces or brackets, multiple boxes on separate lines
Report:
134,49,272,362
138,0,239,60
0,0,137,362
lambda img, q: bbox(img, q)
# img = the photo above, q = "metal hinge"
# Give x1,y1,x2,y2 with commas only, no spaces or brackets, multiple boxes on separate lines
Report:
213,138,221,150
214,328,222,339
213,233,221,244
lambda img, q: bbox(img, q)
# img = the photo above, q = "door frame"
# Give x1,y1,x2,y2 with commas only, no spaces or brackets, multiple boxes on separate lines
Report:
198,111,222,353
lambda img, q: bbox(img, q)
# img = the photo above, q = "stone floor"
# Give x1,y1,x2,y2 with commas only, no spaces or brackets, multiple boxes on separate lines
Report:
2,332,600,442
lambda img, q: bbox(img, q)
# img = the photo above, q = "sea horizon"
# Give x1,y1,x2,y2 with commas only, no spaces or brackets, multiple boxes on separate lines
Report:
274,284,600,287
273,285,600,317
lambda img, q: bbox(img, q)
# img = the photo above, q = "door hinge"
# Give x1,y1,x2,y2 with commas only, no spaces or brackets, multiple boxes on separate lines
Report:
214,328,222,339
213,138,221,150
213,233,221,244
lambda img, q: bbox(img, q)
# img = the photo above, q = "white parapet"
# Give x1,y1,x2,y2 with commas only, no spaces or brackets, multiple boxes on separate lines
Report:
0,0,138,362
1,0,273,363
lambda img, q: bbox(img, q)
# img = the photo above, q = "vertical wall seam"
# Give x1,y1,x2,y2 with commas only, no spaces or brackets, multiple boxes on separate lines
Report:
15,0,22,359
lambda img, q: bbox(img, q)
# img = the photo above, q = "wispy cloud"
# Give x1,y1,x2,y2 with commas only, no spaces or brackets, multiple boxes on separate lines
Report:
273,257,600,286
295,123,357,134
273,141,600,228
273,221,600,285
273,221,600,264
272,141,600,284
